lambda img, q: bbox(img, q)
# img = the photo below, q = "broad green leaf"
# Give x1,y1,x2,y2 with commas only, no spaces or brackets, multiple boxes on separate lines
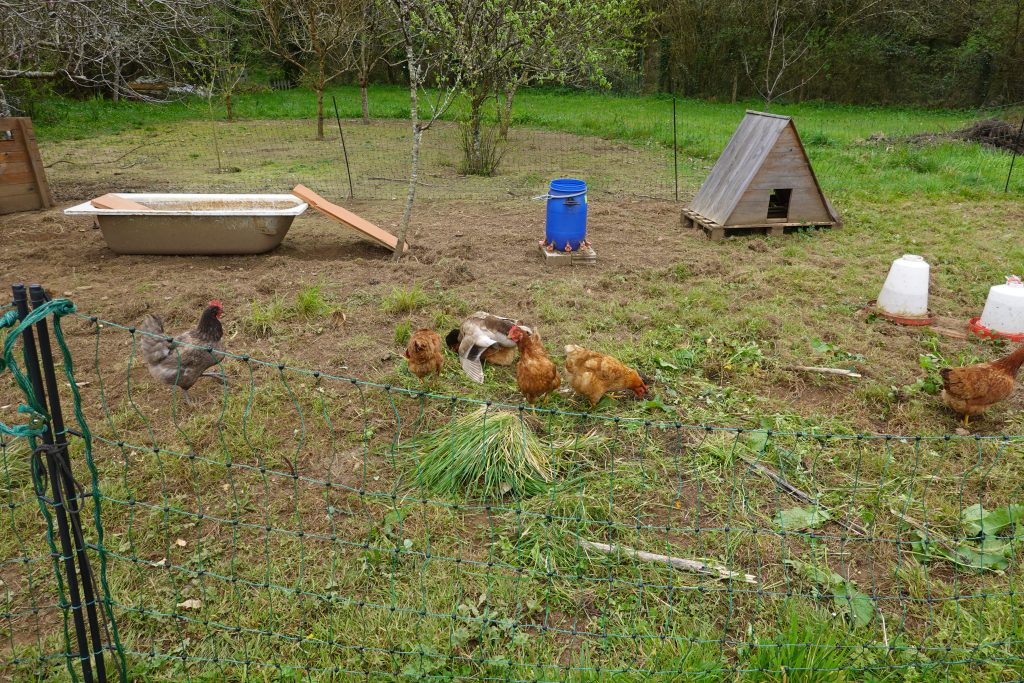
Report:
834,583,874,628
776,506,831,531
745,431,769,454
643,398,672,413
952,543,1010,571
962,504,1024,536
655,357,678,370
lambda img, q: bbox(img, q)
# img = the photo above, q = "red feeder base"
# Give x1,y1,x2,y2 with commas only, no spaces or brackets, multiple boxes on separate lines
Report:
968,317,1024,343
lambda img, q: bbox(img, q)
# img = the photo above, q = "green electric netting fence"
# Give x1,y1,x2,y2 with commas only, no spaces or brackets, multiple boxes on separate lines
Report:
4,295,1024,682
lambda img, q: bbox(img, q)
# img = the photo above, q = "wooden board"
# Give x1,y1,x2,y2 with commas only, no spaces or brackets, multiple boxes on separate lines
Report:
91,193,152,211
292,184,408,253
538,243,597,266
0,117,52,214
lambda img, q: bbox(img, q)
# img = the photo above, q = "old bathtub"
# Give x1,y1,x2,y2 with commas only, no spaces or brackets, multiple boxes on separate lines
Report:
64,193,308,255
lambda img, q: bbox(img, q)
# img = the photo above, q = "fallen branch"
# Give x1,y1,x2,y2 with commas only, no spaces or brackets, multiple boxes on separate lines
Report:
889,508,958,551
786,365,862,378
367,176,436,187
741,455,868,536
45,144,147,169
579,539,757,584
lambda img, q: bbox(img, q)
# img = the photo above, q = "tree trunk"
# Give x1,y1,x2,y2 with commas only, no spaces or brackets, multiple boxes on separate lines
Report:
394,43,420,262
225,92,234,122
360,76,370,124
466,92,486,173
395,124,421,260
316,87,325,140
731,71,738,103
498,83,519,140
112,48,122,103
359,40,371,124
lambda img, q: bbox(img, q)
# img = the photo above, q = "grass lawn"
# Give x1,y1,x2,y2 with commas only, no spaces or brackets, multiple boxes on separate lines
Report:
2,87,1024,681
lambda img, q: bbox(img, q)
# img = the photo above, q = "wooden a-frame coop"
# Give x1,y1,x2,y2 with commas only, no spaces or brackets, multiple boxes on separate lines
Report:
681,111,840,240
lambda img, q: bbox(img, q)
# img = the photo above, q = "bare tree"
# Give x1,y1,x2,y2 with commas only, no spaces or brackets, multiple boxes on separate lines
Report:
742,0,903,108
386,0,461,260
255,0,361,139
0,0,236,105
351,0,398,123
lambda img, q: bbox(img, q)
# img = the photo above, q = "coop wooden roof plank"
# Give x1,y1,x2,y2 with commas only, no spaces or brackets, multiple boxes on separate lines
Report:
689,112,791,223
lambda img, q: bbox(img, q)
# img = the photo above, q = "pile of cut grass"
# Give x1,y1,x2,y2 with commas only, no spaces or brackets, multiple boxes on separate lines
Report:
407,408,557,499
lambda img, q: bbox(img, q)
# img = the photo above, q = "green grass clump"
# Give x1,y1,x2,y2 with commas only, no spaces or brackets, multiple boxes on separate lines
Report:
408,408,553,499
292,284,335,320
245,297,287,337
382,285,431,314
244,286,339,336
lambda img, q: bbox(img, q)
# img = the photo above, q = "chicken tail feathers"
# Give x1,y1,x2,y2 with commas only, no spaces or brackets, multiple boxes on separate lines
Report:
459,355,485,384
137,314,172,367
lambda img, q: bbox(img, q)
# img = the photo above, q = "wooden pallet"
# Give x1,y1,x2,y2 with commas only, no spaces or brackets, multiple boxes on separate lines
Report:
538,243,597,266
680,207,837,241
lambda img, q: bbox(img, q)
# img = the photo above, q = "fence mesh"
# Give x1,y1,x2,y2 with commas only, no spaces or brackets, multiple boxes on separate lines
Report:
37,91,1024,206
4,303,1024,681
41,117,680,203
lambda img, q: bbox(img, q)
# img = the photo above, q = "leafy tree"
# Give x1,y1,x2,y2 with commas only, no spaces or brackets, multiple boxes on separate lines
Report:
446,0,643,173
386,0,462,260
255,0,362,139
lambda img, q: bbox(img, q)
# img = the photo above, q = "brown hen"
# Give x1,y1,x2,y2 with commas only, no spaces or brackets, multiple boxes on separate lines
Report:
510,328,560,404
404,329,444,379
563,345,647,407
940,345,1024,426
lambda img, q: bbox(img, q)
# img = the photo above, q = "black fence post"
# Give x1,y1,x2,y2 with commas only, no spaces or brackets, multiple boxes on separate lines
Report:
1005,116,1024,193
333,96,355,199
12,283,109,682
673,96,679,202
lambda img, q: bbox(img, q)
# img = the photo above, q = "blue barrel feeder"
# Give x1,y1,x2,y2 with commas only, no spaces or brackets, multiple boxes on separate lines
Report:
544,178,588,252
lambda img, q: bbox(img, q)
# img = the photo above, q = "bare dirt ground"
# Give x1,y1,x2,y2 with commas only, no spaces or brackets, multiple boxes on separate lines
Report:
3,192,1023,436
3,196,684,379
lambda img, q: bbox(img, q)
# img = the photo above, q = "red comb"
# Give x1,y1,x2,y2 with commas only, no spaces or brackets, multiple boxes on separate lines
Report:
209,299,223,309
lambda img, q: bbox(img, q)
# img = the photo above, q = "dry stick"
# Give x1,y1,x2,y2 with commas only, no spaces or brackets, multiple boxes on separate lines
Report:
45,144,146,168
579,539,757,584
889,508,959,552
367,176,437,186
331,96,354,199
740,455,868,536
785,365,862,378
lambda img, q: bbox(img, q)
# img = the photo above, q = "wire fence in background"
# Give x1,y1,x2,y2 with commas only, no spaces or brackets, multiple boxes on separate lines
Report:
41,116,680,203
4,300,1024,681
37,91,1024,206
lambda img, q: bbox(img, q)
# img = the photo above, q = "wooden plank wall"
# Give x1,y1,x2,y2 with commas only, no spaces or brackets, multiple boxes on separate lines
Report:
0,117,53,214
727,125,832,226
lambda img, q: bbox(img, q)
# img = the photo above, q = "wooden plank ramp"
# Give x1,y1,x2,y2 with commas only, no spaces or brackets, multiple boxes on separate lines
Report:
91,194,152,211
292,184,408,253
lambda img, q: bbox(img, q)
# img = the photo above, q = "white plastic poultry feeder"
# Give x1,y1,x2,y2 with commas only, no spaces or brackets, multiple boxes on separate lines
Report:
970,275,1024,342
875,254,933,325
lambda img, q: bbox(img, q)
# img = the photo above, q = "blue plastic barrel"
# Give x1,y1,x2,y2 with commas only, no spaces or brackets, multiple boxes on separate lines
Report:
545,178,588,251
